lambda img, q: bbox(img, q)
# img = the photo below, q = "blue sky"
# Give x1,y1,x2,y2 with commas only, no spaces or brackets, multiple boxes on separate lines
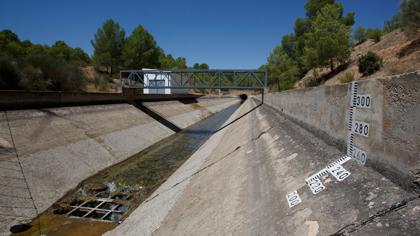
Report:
0,0,400,69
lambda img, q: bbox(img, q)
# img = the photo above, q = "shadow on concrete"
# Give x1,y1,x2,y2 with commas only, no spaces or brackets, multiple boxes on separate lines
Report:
132,102,182,133
177,98,198,104
214,100,262,133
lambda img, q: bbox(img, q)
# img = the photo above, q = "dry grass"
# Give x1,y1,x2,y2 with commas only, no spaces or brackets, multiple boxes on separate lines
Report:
295,29,420,88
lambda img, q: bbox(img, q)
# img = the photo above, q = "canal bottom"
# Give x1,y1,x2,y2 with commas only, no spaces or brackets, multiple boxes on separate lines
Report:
13,101,241,236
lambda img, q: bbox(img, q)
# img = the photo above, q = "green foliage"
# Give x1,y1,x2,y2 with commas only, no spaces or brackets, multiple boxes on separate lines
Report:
26,44,49,55
339,72,354,83
93,75,112,91
0,29,19,43
400,0,420,37
341,11,355,26
365,28,383,43
358,51,383,76
192,63,209,69
0,53,20,89
263,0,355,84
122,25,161,69
354,27,366,43
91,19,125,75
303,4,352,72
49,41,90,65
72,48,91,65
49,41,73,61
19,65,49,90
0,29,90,91
304,0,335,18
25,53,86,91
159,54,188,69
305,68,322,87
384,13,401,33
266,46,299,91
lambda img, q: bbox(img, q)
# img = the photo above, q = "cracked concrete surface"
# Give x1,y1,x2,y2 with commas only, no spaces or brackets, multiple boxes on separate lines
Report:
109,99,419,236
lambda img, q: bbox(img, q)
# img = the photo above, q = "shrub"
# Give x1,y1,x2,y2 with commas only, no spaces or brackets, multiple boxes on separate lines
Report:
93,75,111,91
19,65,49,90
305,69,321,87
400,0,420,37
0,54,20,90
358,52,383,76
339,72,354,83
305,78,321,87
386,65,404,76
365,29,383,43
25,53,85,91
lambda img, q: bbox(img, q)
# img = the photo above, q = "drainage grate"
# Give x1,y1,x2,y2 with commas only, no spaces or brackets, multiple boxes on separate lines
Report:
55,198,127,222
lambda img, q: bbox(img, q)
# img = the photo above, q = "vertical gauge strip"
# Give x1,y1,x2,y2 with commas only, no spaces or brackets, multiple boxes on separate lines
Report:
347,81,358,156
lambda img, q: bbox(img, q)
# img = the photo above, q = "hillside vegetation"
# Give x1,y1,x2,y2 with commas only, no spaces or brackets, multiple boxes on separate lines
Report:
264,0,420,92
295,29,420,88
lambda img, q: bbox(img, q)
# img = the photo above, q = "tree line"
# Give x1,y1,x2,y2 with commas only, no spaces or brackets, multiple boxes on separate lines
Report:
263,0,420,92
0,30,90,91
0,20,209,91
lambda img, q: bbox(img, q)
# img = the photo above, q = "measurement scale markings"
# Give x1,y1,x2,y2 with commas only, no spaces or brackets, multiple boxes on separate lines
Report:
355,95,372,108
352,146,367,165
352,121,369,137
286,191,302,208
328,164,351,182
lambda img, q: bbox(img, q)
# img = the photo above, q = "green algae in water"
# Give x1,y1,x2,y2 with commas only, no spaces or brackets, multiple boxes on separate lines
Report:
87,103,239,193
56,102,240,220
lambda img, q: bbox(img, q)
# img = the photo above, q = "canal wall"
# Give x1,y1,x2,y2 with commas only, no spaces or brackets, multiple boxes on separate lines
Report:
111,96,419,236
0,97,238,233
261,72,420,191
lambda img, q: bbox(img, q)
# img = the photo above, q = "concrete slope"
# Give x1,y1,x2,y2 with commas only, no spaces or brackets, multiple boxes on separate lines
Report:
265,73,420,191
0,98,237,236
108,99,419,236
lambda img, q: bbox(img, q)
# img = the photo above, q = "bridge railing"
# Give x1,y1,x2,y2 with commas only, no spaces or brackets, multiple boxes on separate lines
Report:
119,69,267,90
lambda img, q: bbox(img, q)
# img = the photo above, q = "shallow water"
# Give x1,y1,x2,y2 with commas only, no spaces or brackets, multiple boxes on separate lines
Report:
14,101,241,236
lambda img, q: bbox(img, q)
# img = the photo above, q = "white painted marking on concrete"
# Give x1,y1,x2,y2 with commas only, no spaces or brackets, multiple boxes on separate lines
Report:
286,191,302,208
326,155,352,169
352,146,367,165
355,95,372,108
352,121,370,137
306,177,326,195
306,168,328,183
328,164,351,182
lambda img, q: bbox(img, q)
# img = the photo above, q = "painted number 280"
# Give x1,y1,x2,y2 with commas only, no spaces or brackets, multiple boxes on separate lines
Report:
353,121,369,137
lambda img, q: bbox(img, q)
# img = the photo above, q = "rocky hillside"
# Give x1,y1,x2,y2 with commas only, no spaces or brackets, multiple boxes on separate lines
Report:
295,30,420,88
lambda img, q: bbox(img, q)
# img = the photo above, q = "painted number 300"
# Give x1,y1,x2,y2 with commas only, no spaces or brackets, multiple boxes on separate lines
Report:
353,121,369,137
355,95,371,108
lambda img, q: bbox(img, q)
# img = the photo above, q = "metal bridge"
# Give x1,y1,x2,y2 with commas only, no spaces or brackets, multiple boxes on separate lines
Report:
120,69,267,91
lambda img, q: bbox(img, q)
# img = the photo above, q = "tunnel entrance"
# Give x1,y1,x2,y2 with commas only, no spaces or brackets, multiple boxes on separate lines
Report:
239,94,248,101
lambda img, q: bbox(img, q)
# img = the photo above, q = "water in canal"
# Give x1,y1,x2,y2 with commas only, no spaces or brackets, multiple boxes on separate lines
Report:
14,101,241,236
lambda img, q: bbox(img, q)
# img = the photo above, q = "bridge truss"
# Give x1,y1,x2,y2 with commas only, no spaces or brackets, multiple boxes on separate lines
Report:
120,69,267,91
